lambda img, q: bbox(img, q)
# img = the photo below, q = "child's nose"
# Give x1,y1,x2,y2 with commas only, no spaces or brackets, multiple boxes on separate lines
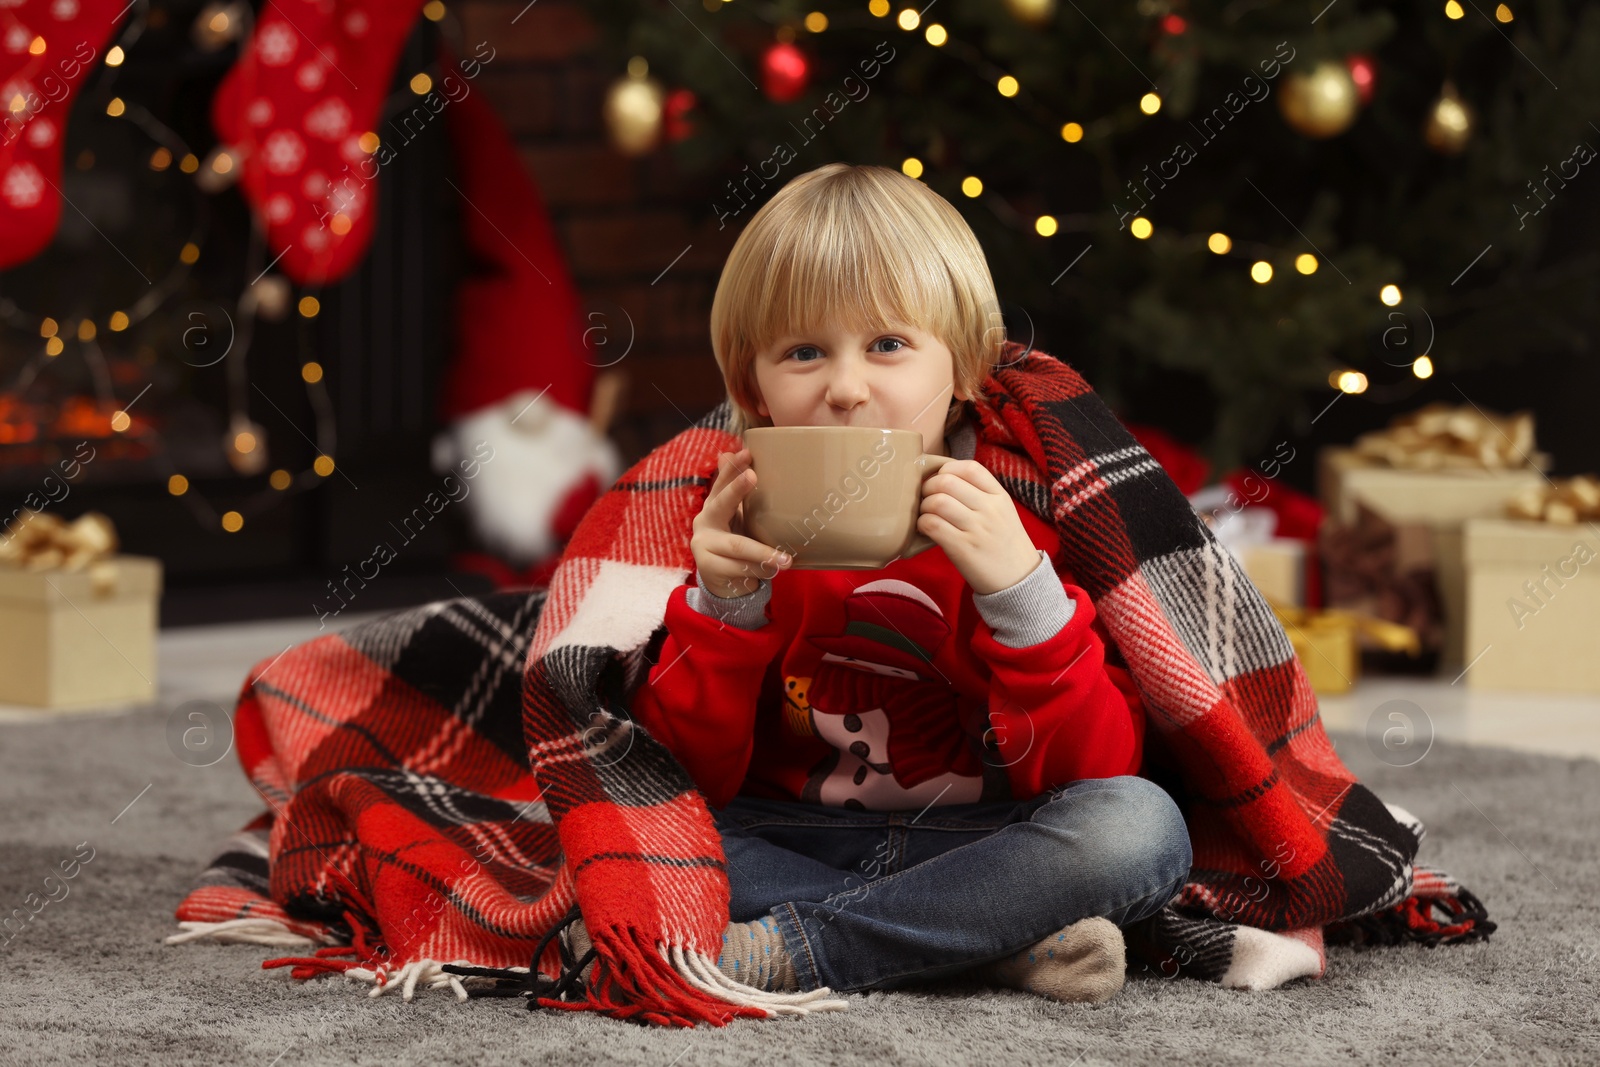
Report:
824,369,871,411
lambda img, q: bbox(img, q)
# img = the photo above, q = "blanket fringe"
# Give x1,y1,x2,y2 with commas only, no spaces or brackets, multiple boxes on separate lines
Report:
535,922,850,1026
242,920,851,1024
254,952,480,1001
664,942,850,1016
1325,885,1496,949
163,918,323,948
357,959,472,1002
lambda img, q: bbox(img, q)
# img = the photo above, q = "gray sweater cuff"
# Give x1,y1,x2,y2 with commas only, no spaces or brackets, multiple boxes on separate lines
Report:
686,568,772,630
971,549,1077,648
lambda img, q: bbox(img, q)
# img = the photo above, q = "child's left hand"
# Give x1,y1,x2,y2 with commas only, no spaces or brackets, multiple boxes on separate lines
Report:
917,460,1043,596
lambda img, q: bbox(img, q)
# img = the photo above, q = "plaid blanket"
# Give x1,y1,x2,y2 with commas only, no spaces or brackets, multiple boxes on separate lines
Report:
167,344,1493,1025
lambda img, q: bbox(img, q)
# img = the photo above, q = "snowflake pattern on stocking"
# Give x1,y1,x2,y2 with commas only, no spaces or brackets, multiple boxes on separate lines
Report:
294,60,326,92
3,161,44,207
25,116,55,148
261,130,306,175
256,22,296,66
329,180,365,218
303,98,351,141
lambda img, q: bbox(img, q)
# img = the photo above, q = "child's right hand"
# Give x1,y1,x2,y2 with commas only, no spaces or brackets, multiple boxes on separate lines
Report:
692,447,793,599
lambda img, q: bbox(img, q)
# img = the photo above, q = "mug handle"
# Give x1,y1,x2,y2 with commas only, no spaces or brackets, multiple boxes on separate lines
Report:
899,453,959,558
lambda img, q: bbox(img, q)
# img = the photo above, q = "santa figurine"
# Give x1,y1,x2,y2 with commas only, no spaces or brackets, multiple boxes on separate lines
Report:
432,378,625,592
200,10,622,586
429,43,624,590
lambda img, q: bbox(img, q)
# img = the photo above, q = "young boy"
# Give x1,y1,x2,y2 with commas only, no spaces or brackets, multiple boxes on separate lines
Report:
565,163,1192,1007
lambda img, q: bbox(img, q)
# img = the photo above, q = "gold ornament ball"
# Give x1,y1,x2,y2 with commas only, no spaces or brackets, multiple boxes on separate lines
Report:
1278,61,1360,139
1003,0,1056,25
604,72,666,157
1424,82,1474,155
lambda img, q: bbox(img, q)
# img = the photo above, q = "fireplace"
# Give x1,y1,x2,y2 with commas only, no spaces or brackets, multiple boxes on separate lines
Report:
0,13,482,625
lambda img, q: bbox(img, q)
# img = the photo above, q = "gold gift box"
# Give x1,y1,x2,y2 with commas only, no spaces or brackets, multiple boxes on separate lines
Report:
1462,517,1600,694
0,511,162,709
1269,601,1420,696
1240,537,1308,608
0,554,162,708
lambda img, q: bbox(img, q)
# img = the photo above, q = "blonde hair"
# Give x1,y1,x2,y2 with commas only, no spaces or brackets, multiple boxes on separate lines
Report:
708,163,1006,437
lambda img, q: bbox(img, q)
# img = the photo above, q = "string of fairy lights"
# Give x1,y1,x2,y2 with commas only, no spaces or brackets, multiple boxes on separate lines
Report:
720,0,1518,398
0,0,457,534
6,0,1513,533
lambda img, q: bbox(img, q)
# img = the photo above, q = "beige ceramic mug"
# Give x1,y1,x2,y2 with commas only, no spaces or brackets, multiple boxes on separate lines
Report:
740,426,957,569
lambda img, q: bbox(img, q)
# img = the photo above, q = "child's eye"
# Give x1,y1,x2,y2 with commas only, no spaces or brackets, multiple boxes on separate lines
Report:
784,338,907,362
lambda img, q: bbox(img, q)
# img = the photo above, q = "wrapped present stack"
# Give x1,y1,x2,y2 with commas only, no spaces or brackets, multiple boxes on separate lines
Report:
1318,403,1551,673
0,511,162,708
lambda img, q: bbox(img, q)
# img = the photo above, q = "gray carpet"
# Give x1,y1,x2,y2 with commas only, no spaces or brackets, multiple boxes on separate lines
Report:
2,700,1595,1065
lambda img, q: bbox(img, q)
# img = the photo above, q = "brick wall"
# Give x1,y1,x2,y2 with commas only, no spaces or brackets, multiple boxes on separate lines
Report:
458,0,741,467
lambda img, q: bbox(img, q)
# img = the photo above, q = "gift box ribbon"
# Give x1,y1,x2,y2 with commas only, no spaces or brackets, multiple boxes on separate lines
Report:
0,510,122,596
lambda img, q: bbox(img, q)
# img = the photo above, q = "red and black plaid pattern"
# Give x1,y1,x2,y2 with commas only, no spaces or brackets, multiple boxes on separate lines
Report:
170,344,1492,1024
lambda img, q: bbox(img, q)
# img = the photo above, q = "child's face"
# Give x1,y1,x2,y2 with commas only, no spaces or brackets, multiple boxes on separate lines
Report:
749,322,966,457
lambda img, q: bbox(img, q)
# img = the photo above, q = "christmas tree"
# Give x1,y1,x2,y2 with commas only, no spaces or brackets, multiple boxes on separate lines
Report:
584,0,1600,474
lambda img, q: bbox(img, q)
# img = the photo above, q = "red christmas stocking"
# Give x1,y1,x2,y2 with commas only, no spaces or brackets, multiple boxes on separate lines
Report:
209,0,426,286
0,0,131,270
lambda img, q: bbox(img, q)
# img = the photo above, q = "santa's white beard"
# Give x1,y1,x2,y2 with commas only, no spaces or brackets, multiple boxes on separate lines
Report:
431,389,624,567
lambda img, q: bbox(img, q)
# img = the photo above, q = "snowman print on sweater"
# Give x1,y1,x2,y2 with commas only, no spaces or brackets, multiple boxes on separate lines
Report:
789,579,1003,811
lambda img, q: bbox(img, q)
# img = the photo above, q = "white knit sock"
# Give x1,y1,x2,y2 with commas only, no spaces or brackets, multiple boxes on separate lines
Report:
973,916,1127,1004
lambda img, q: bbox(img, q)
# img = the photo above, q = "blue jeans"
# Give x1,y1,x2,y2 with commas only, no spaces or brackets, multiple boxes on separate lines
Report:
709,774,1192,994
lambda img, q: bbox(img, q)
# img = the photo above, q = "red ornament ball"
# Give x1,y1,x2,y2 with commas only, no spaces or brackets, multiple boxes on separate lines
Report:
1345,52,1378,106
1161,13,1187,34
663,88,697,142
761,41,810,103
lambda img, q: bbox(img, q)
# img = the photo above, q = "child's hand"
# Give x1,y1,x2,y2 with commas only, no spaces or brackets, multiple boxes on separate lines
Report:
692,447,793,599
917,460,1042,595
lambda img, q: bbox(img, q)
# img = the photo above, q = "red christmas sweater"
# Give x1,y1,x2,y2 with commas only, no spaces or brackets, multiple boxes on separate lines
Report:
628,497,1146,812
